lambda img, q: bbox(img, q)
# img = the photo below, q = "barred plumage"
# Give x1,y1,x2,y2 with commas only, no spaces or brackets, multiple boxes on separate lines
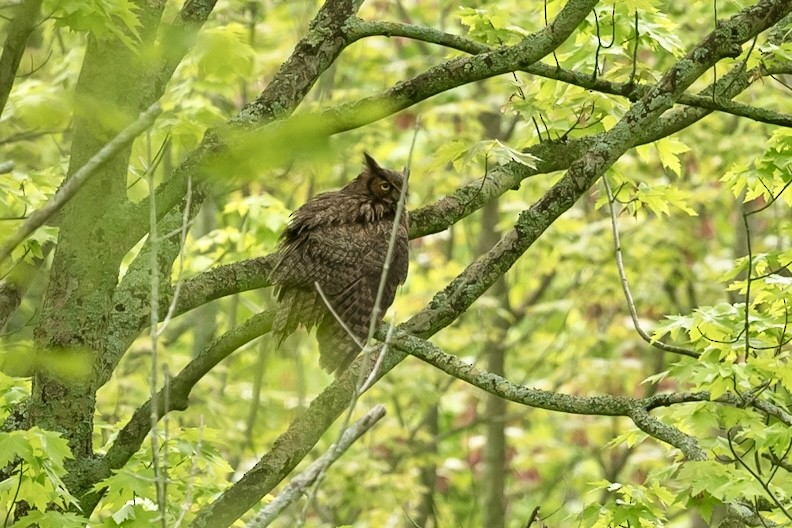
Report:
270,154,409,374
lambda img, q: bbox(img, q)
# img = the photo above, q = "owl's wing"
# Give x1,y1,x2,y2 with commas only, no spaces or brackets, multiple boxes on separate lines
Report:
316,221,411,373
272,218,408,373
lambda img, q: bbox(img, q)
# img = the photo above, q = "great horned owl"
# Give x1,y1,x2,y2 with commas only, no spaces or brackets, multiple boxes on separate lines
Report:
270,153,409,374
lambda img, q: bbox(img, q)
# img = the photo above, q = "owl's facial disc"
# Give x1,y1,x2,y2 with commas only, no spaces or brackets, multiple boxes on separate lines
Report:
367,173,404,203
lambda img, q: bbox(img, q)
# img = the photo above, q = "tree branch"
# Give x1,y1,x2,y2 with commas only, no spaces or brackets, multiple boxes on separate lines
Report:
347,17,792,128
388,327,708,458
78,309,275,513
246,405,386,528
188,3,792,527
0,0,42,119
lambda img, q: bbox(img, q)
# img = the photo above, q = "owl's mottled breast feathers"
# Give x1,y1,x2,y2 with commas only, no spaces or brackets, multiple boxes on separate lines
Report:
270,154,409,374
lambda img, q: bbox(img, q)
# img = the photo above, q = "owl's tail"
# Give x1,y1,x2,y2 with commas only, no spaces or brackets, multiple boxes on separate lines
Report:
316,316,363,375
271,288,324,347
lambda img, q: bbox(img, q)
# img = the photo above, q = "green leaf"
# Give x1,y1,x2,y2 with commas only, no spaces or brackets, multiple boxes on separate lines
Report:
0,431,33,466
655,137,690,176
45,0,141,49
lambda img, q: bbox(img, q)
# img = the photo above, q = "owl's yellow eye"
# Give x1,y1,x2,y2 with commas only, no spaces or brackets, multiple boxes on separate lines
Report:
380,181,392,191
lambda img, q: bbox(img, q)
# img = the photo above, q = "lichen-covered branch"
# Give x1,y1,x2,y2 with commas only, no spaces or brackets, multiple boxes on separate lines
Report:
188,3,792,527
346,18,792,128
385,327,706,459
119,0,364,251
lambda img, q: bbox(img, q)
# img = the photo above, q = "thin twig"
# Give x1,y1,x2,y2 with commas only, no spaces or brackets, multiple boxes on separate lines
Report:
629,10,639,86
157,174,193,334
146,156,167,528
727,430,792,522
602,177,699,358
173,415,203,528
0,102,162,266
248,404,386,528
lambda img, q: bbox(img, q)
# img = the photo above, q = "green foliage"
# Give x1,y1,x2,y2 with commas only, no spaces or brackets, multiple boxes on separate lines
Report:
0,427,83,524
3,0,792,526
582,479,678,527
44,0,140,49
93,427,233,525
429,138,539,174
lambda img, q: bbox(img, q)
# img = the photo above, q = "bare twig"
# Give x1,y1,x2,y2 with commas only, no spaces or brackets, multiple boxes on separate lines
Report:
248,405,386,528
146,152,167,528
602,177,700,359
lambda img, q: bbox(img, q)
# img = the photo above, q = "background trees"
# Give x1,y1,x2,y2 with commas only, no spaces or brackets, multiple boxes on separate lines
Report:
2,0,792,526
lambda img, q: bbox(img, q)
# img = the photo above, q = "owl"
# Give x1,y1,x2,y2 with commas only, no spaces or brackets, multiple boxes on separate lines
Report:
270,153,409,374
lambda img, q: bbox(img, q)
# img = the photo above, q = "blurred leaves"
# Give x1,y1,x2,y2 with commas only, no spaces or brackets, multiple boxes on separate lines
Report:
2,0,792,526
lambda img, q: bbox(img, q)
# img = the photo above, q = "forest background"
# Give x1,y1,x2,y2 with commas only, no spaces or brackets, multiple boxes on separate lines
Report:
2,0,792,527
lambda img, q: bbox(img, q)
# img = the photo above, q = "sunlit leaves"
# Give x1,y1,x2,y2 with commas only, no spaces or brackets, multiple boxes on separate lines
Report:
0,428,80,518
95,427,234,525
639,13,685,58
631,182,698,216
44,0,140,49
6,80,72,130
8,511,86,528
678,461,768,503
191,24,255,82
427,138,539,174
722,129,792,205
0,167,61,263
653,137,691,176
457,7,528,46
582,480,676,527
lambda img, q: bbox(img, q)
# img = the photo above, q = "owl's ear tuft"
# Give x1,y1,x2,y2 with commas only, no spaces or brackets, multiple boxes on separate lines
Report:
363,152,384,175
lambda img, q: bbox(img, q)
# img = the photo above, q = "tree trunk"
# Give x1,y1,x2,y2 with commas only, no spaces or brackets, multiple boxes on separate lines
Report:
479,200,510,528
